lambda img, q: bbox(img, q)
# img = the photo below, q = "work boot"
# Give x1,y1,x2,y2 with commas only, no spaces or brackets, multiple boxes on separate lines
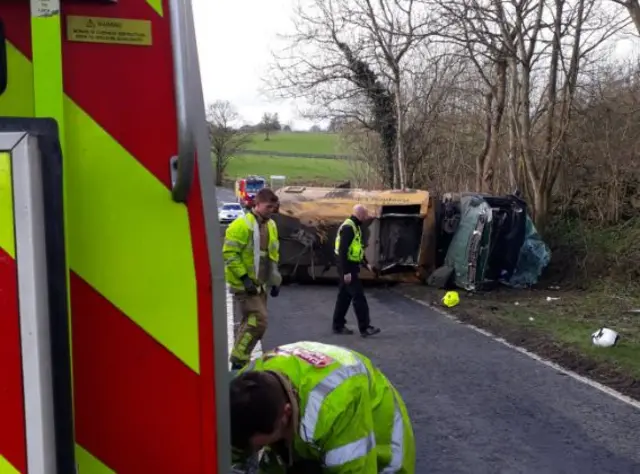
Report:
333,326,354,335
360,326,381,338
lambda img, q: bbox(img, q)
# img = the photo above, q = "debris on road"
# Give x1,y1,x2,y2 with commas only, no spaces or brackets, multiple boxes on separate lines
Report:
592,328,620,347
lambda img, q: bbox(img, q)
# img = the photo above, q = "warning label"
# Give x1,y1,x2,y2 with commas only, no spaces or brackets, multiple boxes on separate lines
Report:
66,16,152,46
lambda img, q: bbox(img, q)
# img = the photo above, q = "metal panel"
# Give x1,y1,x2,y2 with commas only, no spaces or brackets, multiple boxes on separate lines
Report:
9,132,58,474
184,0,231,468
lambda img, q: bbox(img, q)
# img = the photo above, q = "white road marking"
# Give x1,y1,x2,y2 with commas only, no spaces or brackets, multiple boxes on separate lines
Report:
226,285,262,370
402,293,640,411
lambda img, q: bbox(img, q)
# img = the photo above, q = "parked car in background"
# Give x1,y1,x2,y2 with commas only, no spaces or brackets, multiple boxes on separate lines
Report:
218,202,244,225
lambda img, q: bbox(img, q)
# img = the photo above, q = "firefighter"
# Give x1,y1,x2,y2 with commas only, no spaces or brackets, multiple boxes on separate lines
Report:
230,341,416,473
224,187,282,370
332,204,381,337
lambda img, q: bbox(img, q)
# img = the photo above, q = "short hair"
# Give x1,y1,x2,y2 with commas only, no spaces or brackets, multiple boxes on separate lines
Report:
230,371,287,450
255,187,279,204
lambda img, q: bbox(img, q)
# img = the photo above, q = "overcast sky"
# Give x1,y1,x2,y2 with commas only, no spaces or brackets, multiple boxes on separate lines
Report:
192,0,317,130
192,0,639,131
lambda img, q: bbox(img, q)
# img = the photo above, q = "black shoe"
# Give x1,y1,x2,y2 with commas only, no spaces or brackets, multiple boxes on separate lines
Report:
360,326,381,338
230,361,246,371
333,326,354,335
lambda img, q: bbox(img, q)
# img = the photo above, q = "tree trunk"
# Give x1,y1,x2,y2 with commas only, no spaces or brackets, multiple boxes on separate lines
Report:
476,92,492,193
507,58,519,192
483,60,507,193
395,81,406,189
533,186,550,232
625,0,640,34
215,155,224,186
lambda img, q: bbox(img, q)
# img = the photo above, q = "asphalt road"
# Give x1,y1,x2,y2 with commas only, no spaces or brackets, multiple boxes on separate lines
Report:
255,284,640,474
216,186,236,206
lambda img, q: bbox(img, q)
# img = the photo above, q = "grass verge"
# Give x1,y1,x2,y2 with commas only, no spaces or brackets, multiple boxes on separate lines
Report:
400,283,640,400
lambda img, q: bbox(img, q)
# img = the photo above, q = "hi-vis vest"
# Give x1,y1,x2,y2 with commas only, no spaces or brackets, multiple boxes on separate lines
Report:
223,212,280,290
236,342,415,473
334,218,364,262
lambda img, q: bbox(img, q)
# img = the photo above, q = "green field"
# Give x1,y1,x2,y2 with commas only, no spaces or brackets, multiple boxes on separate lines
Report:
226,154,350,184
247,132,341,155
221,132,351,184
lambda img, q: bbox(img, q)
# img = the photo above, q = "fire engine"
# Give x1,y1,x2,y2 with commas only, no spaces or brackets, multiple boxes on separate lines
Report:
234,175,266,208
0,1,229,473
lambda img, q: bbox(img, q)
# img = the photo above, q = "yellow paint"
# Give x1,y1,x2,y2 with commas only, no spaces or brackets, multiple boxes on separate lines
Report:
0,152,15,258
64,97,200,372
67,16,152,46
147,0,164,17
31,10,65,153
30,4,75,416
0,456,20,474
76,445,116,474
277,186,431,221
0,43,34,117
2,45,199,371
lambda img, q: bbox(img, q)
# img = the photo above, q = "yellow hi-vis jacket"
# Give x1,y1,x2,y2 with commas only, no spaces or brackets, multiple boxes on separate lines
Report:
223,212,281,291
334,218,364,262
236,341,416,473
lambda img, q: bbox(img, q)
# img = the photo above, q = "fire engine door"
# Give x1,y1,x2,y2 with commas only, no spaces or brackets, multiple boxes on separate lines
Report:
0,119,75,473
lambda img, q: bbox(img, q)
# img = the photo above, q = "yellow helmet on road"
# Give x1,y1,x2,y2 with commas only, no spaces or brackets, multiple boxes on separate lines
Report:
442,291,460,308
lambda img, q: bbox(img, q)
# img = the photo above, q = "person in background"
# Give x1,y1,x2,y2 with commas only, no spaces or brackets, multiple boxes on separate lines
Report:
230,341,416,473
223,187,282,371
332,204,381,337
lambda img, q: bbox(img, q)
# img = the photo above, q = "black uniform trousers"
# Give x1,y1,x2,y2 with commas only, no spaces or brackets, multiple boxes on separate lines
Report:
332,272,371,333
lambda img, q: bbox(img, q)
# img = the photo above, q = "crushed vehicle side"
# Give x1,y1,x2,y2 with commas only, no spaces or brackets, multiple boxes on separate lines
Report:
433,192,535,291
272,186,437,282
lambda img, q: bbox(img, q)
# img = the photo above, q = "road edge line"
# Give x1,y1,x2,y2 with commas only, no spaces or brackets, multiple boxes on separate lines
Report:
401,292,640,411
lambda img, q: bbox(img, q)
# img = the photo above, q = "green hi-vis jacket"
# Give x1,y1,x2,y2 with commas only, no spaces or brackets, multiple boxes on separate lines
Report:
235,341,415,473
223,212,281,291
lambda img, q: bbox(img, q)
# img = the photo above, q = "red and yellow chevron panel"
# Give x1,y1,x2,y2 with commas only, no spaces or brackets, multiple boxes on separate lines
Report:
0,153,27,474
0,0,217,471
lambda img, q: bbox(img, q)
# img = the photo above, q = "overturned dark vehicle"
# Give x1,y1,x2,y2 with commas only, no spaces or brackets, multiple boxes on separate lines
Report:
272,186,438,282
430,192,550,291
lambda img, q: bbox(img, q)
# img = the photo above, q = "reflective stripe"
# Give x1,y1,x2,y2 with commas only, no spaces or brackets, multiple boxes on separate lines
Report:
224,239,243,248
224,256,243,268
324,432,375,467
31,0,65,153
300,360,368,443
381,394,404,473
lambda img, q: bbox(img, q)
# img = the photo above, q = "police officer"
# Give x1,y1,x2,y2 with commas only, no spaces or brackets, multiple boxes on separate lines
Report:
230,341,416,473
223,188,281,371
332,204,381,337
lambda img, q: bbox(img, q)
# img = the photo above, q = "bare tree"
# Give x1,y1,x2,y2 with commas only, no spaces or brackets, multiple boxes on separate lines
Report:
265,0,432,188
442,0,626,227
351,0,434,187
439,0,521,193
508,0,625,229
207,101,251,186
260,112,281,140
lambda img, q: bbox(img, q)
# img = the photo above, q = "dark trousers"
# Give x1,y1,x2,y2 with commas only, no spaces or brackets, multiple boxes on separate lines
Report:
332,273,370,333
